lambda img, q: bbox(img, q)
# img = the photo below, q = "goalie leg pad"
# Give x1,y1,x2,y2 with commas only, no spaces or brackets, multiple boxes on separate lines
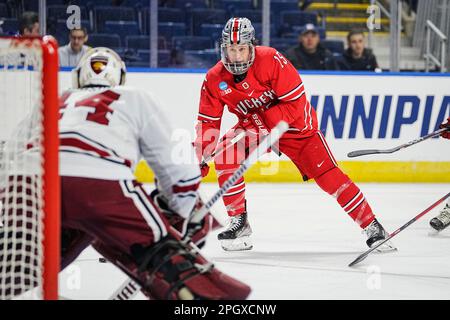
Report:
130,235,251,300
93,236,251,300
61,228,93,270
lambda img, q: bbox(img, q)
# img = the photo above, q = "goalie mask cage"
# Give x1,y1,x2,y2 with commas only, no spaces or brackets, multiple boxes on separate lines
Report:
0,36,60,300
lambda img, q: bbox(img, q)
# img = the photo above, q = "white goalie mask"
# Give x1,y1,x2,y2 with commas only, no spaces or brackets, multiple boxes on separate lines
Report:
221,17,256,75
72,47,126,88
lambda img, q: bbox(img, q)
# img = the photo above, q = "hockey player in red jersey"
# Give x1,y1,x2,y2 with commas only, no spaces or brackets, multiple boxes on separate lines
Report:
429,117,450,232
194,17,396,252
54,47,251,300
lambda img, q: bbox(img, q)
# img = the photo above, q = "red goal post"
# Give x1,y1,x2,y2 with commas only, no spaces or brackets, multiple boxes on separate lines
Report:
0,36,60,300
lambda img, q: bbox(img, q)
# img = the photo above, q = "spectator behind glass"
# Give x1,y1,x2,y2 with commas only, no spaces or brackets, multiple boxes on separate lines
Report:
343,30,381,72
58,28,90,67
19,11,40,36
285,23,338,70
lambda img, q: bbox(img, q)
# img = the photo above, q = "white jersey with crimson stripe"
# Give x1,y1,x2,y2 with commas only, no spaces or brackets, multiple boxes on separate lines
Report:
58,86,201,218
197,45,318,153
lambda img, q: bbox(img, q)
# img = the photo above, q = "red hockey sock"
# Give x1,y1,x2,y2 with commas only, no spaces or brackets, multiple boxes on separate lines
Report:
214,163,246,216
315,167,375,229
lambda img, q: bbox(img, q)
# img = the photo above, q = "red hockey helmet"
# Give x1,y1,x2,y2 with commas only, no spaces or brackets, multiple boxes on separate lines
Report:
221,17,256,75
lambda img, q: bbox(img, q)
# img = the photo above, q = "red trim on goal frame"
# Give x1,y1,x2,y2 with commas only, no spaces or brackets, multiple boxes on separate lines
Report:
1,35,61,300
41,36,60,300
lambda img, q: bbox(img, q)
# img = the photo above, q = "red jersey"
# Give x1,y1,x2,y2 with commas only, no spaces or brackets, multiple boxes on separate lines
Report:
195,46,318,157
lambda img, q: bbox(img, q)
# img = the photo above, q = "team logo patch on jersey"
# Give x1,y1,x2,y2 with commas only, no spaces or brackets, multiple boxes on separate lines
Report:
219,82,228,90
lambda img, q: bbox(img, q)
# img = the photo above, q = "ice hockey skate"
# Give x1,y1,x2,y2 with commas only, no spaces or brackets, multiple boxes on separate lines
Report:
218,212,253,251
430,203,450,232
363,219,397,253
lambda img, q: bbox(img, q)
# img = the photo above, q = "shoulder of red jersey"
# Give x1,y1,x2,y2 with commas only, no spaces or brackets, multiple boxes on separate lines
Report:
254,46,279,62
203,61,230,93
252,45,287,73
253,46,305,103
254,45,278,56
205,61,226,81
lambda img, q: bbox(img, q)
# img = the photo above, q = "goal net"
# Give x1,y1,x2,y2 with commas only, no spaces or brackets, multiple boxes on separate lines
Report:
0,36,60,300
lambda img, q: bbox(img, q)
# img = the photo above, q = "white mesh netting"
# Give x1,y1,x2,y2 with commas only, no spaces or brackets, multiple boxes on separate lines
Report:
0,38,45,300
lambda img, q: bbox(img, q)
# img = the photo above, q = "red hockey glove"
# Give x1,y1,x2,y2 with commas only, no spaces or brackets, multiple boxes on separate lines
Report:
240,113,270,135
200,161,210,177
191,141,211,177
440,117,450,139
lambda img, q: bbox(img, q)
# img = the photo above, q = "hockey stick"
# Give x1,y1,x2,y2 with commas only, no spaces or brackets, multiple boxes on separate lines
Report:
198,131,246,227
108,121,289,300
250,113,282,156
347,127,448,158
203,131,246,163
348,192,450,267
187,121,288,225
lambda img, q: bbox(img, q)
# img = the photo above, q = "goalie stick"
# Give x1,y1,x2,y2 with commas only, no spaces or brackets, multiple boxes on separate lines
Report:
347,127,448,158
348,192,450,267
108,121,289,300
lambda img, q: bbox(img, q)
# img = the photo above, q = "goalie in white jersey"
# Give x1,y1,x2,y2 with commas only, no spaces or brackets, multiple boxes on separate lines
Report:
56,48,250,300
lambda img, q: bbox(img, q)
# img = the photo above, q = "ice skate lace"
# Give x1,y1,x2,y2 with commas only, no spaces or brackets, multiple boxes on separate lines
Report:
363,220,380,238
437,205,450,225
228,215,245,232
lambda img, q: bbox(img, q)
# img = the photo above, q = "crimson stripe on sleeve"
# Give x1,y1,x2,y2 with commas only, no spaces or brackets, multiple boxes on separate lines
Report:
172,182,200,194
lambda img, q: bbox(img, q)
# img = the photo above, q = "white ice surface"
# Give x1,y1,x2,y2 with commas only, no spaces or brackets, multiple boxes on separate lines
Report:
58,183,450,300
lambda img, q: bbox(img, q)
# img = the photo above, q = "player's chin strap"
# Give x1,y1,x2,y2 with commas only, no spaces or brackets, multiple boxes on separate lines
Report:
107,121,289,300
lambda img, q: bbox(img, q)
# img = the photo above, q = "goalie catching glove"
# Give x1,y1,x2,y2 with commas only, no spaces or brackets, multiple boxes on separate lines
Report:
149,188,218,248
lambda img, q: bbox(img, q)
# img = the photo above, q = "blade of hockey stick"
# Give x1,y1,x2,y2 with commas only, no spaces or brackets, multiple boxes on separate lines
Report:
347,127,448,158
109,121,289,300
349,192,450,267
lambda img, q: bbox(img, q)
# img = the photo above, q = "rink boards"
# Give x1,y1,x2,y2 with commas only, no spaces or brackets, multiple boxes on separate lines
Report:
59,69,450,183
